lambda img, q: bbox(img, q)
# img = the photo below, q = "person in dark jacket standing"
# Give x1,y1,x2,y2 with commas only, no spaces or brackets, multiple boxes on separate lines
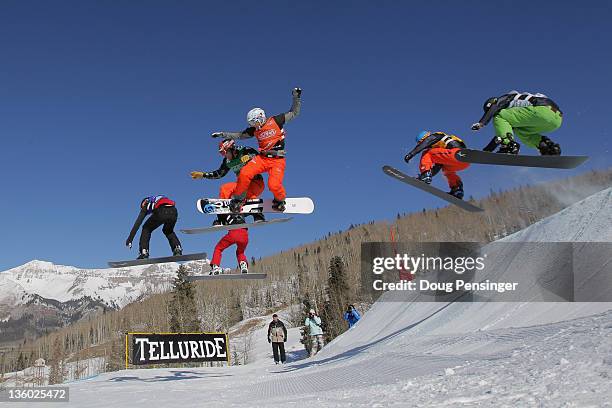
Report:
267,314,288,364
125,195,182,259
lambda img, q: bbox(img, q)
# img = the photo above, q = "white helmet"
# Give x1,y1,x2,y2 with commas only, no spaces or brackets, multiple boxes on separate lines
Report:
247,107,266,128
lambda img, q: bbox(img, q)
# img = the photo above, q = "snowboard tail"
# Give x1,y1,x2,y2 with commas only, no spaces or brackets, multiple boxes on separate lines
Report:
455,149,588,169
383,165,484,213
181,217,293,234
108,252,207,268
197,198,314,215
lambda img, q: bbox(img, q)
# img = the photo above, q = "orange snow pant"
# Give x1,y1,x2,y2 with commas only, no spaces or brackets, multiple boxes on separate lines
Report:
231,156,286,201
419,148,469,188
220,176,265,199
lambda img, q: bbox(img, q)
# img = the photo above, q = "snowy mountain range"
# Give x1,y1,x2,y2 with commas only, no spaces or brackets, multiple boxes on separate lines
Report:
0,259,210,343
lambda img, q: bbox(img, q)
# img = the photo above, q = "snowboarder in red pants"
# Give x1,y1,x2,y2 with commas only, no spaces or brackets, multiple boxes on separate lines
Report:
404,131,470,199
209,214,250,275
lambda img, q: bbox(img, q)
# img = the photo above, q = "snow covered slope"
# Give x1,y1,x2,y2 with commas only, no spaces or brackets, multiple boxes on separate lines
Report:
18,188,611,408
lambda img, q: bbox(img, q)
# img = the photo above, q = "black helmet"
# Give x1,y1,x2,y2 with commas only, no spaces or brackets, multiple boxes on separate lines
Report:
483,97,498,112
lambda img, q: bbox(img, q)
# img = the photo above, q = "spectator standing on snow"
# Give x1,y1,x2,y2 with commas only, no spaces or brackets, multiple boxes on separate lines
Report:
268,314,287,364
343,304,361,328
304,309,324,357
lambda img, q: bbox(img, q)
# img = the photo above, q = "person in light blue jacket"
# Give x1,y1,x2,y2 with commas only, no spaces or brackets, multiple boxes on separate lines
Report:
343,304,361,328
304,309,324,356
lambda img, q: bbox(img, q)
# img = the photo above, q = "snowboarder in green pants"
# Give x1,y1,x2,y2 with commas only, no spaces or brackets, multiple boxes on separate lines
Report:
471,91,563,155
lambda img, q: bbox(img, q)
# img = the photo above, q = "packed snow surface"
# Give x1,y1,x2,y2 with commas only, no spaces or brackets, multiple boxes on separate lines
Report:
5,188,612,407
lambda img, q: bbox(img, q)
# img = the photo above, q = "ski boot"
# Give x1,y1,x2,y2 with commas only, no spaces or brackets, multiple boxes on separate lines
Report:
538,136,561,155
229,197,245,213
137,249,149,260
239,261,248,274
484,134,520,155
251,213,266,223
448,182,464,200
272,199,286,212
172,245,183,256
209,265,222,275
498,140,520,154
416,170,433,184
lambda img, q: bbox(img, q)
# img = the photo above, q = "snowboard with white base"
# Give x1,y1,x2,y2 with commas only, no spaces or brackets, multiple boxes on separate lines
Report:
196,198,314,215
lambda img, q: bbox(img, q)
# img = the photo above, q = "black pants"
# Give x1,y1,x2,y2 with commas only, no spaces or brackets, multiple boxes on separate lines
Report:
139,206,181,252
272,342,286,363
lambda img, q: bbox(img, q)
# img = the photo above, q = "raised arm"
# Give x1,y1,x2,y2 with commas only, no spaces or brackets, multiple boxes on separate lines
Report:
273,88,302,128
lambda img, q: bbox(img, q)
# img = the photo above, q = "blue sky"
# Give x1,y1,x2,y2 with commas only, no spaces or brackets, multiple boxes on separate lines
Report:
1,1,611,269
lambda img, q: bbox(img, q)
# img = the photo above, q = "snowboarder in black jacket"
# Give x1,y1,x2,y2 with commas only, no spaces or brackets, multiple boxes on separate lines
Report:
125,195,182,259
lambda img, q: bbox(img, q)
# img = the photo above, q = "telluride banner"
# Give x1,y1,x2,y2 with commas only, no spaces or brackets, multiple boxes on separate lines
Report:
129,333,229,366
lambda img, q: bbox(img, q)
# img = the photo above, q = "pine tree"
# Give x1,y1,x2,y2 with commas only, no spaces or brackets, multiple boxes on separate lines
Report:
48,337,65,384
169,265,201,332
321,256,350,341
15,351,25,371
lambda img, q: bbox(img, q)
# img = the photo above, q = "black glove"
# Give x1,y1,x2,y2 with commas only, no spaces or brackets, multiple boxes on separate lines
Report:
471,122,483,131
125,240,132,249
268,338,271,343
404,154,412,163
292,87,302,98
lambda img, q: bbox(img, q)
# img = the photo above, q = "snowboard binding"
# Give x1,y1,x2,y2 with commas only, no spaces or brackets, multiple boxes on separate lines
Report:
271,199,286,212
137,249,149,260
417,170,433,184
210,265,222,275
448,182,464,200
229,197,246,213
484,134,520,155
538,136,561,156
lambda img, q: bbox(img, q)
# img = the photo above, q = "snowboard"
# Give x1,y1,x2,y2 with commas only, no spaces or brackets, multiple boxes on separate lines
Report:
196,197,314,215
383,165,484,213
186,273,267,281
455,149,588,169
108,252,208,268
181,217,293,234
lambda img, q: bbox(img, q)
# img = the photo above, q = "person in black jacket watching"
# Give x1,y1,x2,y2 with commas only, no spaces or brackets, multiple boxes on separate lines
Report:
267,314,288,364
